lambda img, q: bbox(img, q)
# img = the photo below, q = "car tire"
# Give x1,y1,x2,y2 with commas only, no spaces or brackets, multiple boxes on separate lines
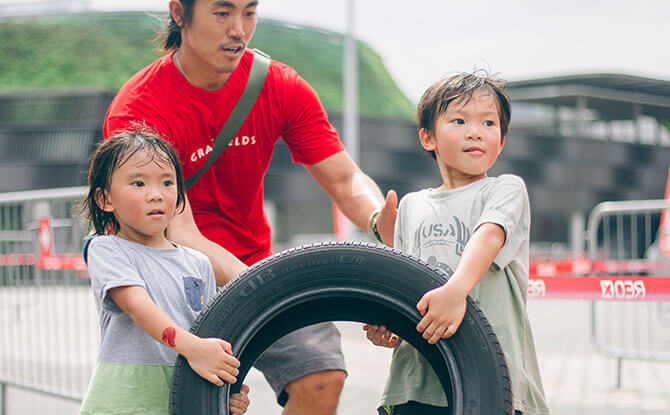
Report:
169,241,512,414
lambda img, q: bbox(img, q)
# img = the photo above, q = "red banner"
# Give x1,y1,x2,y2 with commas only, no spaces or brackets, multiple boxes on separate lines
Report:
0,253,86,272
528,275,670,301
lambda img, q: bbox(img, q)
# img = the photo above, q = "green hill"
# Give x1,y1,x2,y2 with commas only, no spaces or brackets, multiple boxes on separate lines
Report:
0,12,414,119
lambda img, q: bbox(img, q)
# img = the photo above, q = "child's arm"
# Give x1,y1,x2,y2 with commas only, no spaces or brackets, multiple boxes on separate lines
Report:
416,222,505,344
108,285,240,386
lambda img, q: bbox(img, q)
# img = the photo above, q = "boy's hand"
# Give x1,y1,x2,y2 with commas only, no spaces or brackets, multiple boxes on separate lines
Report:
376,190,398,247
229,384,250,415
362,324,399,348
416,282,468,344
183,336,240,386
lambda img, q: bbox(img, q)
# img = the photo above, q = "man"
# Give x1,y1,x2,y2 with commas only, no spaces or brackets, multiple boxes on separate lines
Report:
103,0,397,413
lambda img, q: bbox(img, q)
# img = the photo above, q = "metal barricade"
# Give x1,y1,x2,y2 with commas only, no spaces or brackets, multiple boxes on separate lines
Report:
0,187,95,411
587,199,670,387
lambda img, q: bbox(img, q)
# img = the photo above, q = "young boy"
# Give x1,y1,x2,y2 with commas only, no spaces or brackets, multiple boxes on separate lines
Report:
366,71,550,415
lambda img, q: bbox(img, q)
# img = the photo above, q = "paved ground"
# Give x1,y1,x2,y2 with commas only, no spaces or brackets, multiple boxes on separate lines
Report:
4,299,670,414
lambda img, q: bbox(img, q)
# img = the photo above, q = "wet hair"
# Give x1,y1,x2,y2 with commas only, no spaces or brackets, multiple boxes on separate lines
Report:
417,70,511,159
158,0,195,51
82,128,186,235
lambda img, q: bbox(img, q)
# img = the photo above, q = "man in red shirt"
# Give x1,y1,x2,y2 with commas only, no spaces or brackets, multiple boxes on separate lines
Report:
103,0,397,413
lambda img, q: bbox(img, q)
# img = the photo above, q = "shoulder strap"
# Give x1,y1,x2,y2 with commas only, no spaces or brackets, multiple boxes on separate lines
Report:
82,235,96,265
184,49,271,190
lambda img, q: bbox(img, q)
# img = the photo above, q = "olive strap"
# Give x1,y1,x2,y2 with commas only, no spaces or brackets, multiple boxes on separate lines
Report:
184,49,270,190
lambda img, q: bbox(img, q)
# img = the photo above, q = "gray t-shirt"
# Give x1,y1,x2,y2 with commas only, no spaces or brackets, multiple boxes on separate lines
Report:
87,235,216,365
380,175,550,415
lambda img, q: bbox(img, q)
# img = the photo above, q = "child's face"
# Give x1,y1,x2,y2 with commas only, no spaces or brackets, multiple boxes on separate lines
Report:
98,149,178,248
420,89,505,189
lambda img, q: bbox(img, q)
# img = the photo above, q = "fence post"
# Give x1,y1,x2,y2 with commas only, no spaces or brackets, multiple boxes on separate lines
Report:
1,381,7,415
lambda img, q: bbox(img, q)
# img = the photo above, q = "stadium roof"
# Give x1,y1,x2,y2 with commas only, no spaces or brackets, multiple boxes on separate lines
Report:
506,73,670,120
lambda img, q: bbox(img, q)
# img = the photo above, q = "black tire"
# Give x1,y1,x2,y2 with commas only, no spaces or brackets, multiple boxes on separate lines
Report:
170,242,512,414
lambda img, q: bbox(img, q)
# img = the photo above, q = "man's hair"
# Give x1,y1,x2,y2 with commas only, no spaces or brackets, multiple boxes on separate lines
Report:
82,128,186,235
417,70,511,159
159,0,195,51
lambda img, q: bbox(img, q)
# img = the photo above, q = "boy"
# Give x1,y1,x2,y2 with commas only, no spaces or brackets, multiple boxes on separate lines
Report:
366,71,550,415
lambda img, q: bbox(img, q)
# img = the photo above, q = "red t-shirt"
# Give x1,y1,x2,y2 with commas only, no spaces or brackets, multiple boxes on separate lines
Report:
104,50,344,265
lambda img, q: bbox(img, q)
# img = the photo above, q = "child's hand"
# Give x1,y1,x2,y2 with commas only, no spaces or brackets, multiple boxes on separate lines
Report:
184,336,240,386
229,384,250,415
362,324,399,348
416,282,468,344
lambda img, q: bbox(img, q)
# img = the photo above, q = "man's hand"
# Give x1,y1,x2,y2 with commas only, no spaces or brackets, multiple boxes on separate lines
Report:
416,282,468,344
362,324,399,348
376,190,398,247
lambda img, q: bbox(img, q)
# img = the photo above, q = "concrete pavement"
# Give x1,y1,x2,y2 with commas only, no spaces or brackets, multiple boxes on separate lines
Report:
5,299,670,414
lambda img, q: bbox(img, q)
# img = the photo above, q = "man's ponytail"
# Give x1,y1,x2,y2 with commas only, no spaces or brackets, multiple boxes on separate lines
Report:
157,0,195,52
162,14,183,50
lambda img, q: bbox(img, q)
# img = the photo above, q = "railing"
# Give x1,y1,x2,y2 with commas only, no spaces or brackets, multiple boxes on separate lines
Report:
584,199,670,387
0,187,95,413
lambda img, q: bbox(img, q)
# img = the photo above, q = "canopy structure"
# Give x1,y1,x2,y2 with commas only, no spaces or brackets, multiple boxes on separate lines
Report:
507,73,670,122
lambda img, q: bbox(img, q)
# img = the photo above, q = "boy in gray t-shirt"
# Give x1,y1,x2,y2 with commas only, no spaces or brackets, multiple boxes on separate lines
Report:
365,71,550,415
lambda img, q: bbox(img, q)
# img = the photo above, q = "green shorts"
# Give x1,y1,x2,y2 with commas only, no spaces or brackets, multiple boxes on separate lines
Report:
80,363,173,415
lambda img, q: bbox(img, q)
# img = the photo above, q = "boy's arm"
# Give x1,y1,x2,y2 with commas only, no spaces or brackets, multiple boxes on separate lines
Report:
167,196,247,287
108,285,240,386
416,222,505,344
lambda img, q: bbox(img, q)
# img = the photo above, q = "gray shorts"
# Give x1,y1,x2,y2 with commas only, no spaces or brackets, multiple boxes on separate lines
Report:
253,322,347,406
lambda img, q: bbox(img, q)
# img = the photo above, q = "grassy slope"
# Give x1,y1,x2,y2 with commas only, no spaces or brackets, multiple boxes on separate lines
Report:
0,12,414,119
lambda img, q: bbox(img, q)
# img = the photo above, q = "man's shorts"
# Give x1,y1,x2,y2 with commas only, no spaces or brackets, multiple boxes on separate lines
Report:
253,321,347,406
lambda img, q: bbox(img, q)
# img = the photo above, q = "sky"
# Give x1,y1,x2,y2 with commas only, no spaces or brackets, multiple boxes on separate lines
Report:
88,0,670,103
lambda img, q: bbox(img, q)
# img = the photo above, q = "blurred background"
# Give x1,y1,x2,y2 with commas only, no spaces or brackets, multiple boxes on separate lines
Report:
1,0,670,414
1,0,669,248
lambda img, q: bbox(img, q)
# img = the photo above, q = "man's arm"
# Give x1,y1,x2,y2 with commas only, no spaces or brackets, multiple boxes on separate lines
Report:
167,196,247,286
303,151,397,246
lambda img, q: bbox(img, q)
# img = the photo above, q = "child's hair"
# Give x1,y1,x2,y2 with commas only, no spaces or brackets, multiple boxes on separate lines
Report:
417,70,511,159
82,128,186,235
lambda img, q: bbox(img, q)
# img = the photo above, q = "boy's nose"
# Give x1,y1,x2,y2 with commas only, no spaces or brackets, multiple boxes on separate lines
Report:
466,126,482,140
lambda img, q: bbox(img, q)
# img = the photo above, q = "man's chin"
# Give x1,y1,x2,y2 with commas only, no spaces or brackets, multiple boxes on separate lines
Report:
215,58,243,74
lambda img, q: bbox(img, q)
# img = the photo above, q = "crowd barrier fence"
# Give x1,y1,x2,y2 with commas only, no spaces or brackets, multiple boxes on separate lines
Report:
0,188,668,411
586,199,670,387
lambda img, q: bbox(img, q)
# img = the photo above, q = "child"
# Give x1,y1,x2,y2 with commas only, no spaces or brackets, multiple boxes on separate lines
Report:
365,71,550,415
80,129,250,414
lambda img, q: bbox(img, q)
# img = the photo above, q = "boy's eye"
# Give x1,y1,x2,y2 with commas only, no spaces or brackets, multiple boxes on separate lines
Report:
215,11,229,17
245,10,256,17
